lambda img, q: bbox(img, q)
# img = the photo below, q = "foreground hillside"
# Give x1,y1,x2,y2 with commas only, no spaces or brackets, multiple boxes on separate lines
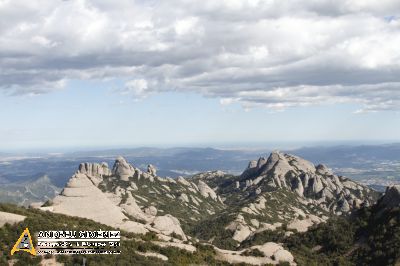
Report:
0,203,226,266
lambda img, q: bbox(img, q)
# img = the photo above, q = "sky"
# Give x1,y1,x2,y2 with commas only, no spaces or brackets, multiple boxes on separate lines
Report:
1,0,400,151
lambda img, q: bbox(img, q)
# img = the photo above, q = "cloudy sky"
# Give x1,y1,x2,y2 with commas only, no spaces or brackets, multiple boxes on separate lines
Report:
1,0,400,150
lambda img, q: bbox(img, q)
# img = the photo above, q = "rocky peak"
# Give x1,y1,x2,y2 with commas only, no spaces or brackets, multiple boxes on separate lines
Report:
380,185,400,208
257,157,268,168
78,162,111,177
112,156,137,181
241,151,291,179
247,160,258,169
240,151,378,214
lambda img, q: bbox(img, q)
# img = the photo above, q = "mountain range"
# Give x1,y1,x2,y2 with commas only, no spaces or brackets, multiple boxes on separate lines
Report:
2,151,398,265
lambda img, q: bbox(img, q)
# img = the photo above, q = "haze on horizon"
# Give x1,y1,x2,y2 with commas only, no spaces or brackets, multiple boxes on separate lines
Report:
1,0,400,151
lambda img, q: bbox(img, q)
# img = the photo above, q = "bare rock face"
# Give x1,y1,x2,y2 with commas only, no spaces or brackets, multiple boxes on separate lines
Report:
247,160,258,169
152,214,187,240
120,194,153,222
197,180,218,201
112,156,136,181
225,214,253,243
78,162,111,177
0,211,26,227
178,193,190,203
46,173,148,234
177,176,191,186
215,242,295,265
316,164,333,175
147,164,157,176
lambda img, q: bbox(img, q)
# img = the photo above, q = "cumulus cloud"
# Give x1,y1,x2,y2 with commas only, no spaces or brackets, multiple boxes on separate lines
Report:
1,0,400,111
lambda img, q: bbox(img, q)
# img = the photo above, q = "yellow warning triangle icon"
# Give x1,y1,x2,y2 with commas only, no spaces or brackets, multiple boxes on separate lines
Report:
11,227,36,256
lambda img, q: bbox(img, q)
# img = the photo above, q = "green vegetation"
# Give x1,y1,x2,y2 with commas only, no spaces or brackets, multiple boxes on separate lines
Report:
284,205,400,266
190,213,238,250
241,248,264,257
0,203,231,266
223,201,400,266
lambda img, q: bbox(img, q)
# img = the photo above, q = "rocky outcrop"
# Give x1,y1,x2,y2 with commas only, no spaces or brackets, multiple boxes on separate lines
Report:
44,173,148,234
225,214,253,242
144,206,158,216
380,185,400,208
40,158,194,241
198,180,218,201
195,170,226,180
152,214,187,241
120,194,153,222
178,193,190,203
112,156,136,181
78,162,111,177
240,151,377,214
147,164,157,176
214,242,295,265
287,214,325,232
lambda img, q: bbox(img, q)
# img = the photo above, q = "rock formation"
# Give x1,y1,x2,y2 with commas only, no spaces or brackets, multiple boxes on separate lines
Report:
239,151,377,214
39,157,199,241
197,180,218,200
43,173,148,234
78,162,111,177
147,164,157,176
112,156,136,181
36,153,380,257
152,214,187,241
380,185,400,208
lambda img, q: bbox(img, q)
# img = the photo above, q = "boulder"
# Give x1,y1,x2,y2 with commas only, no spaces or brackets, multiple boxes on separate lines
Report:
151,214,187,240
197,180,218,200
178,193,189,203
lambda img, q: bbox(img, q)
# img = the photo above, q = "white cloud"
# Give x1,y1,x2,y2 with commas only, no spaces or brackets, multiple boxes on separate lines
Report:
124,79,149,97
1,0,400,112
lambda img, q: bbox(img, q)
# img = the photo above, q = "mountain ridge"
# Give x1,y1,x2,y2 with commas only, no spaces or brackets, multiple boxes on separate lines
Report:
38,152,379,251
2,150,399,265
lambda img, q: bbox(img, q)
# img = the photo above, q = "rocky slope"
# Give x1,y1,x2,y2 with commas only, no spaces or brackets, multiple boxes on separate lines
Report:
239,151,375,213
41,157,226,242
191,151,379,246
280,184,400,265
33,152,381,265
